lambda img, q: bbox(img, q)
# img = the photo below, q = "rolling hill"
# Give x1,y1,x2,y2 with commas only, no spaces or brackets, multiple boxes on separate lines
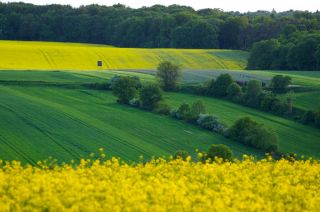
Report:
0,85,263,164
0,40,248,71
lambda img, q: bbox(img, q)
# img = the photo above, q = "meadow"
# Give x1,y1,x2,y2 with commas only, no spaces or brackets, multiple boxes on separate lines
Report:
0,86,263,164
0,41,319,162
0,40,248,71
1,81,319,163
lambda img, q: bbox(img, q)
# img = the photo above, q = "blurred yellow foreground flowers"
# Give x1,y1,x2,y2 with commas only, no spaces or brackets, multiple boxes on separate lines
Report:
0,156,319,211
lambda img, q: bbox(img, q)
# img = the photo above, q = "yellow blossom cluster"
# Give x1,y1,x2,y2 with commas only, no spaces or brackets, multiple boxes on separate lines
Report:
0,157,319,211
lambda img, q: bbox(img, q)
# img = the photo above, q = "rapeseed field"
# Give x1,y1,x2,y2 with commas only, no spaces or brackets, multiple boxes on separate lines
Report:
0,154,319,211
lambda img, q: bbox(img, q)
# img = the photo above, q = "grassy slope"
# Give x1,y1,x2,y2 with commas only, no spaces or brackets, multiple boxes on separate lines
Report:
0,40,248,71
0,70,319,161
0,86,262,164
1,69,319,111
165,93,320,158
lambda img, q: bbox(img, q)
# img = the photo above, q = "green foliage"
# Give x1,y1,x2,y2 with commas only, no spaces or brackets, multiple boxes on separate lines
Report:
189,100,206,122
175,103,191,120
1,3,320,51
154,102,171,115
140,84,163,110
315,109,320,128
129,98,140,108
244,80,263,107
173,150,190,160
316,46,320,69
248,33,320,71
111,76,140,104
300,110,316,125
156,61,181,91
247,39,280,70
206,144,234,162
210,74,234,97
270,75,292,93
205,79,216,95
228,117,278,152
197,114,225,133
291,37,319,70
171,21,219,48
227,82,242,98
260,93,287,115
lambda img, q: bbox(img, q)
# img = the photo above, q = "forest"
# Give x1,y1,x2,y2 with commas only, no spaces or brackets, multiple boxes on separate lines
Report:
0,2,319,51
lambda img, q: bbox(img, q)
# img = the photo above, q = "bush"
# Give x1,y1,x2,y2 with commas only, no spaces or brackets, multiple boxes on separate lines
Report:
205,79,215,95
129,98,140,108
211,74,234,97
300,110,316,125
140,84,163,110
315,109,320,128
270,75,292,94
173,150,190,160
156,61,181,91
228,117,278,152
227,82,242,98
154,102,171,115
188,100,206,122
244,80,263,108
175,103,191,120
260,93,287,115
246,126,278,152
206,144,233,162
197,114,225,133
111,76,141,104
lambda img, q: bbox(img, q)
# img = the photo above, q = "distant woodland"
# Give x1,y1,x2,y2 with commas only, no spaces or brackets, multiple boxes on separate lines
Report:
0,3,319,70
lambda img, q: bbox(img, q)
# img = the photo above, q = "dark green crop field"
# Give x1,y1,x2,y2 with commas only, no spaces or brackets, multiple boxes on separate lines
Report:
1,69,319,163
165,93,320,158
0,85,263,164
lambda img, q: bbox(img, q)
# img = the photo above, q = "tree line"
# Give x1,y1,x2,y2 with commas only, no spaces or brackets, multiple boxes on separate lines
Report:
0,2,320,50
110,62,280,154
247,30,320,71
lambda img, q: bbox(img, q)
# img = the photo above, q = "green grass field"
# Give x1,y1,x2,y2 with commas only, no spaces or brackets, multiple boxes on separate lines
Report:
0,40,248,71
1,83,319,163
0,85,265,164
0,40,319,162
165,93,320,158
1,69,319,111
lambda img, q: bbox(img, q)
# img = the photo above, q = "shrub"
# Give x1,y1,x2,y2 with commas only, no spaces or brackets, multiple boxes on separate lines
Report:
170,109,178,118
197,114,225,133
156,61,181,91
260,93,287,115
227,82,242,98
300,110,316,125
246,126,278,152
228,117,278,152
129,98,140,108
154,102,171,115
315,109,320,128
205,79,215,95
173,150,190,160
188,100,206,122
270,75,292,94
111,76,140,104
176,103,191,120
140,84,163,110
206,144,233,162
212,74,234,97
244,80,263,108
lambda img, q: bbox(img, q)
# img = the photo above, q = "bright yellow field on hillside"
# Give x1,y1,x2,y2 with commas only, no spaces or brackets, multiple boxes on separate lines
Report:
0,156,319,211
0,40,248,71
